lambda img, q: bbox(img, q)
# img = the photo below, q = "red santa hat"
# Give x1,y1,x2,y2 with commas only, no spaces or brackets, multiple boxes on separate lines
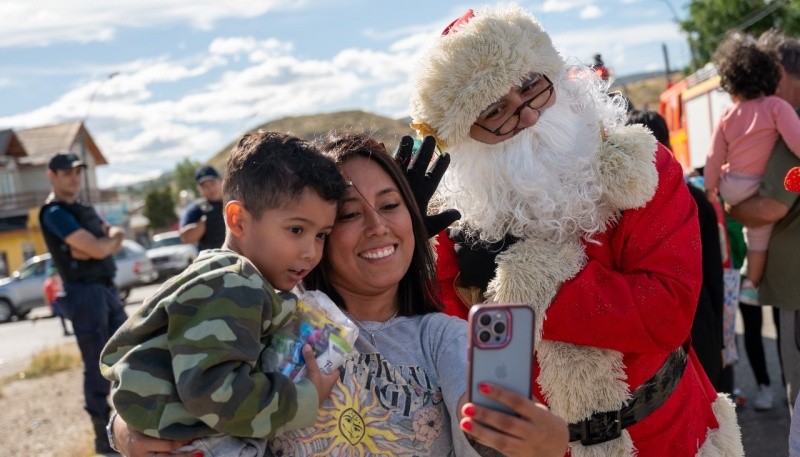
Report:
410,4,565,149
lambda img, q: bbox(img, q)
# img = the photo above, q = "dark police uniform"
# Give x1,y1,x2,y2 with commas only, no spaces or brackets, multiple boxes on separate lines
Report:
180,198,225,251
39,197,128,439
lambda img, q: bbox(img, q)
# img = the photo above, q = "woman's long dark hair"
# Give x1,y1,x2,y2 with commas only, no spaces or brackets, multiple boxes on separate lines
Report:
303,132,442,317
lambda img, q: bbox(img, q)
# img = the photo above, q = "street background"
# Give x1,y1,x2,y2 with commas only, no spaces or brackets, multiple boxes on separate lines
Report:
733,305,790,457
0,284,791,456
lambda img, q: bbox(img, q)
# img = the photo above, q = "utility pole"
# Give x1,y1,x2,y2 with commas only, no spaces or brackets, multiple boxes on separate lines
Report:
654,0,699,72
662,43,672,88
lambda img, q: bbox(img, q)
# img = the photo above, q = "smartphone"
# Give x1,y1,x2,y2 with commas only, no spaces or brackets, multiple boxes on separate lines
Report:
467,304,535,414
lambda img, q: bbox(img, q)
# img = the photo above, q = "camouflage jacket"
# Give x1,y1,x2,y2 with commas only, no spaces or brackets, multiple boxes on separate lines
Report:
100,249,319,440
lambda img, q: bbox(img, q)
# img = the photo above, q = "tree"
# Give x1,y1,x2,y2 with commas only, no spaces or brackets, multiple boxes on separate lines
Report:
144,187,177,230
680,0,800,67
174,157,203,194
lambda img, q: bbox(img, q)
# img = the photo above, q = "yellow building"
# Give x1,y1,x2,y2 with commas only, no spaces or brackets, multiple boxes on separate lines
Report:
0,208,46,276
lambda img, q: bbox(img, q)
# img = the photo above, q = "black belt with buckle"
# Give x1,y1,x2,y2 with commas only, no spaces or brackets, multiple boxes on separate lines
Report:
567,346,688,446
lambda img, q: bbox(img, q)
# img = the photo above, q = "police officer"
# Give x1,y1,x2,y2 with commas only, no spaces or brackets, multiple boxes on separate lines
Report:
179,165,225,251
39,152,128,454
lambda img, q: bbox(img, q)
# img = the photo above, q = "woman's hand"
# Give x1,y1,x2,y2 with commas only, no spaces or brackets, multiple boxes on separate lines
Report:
460,383,568,457
111,413,195,457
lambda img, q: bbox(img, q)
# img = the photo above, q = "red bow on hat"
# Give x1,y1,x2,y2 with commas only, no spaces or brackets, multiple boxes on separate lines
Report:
442,9,474,35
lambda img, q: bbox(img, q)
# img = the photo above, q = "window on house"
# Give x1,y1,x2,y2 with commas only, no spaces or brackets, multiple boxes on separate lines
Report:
0,170,15,196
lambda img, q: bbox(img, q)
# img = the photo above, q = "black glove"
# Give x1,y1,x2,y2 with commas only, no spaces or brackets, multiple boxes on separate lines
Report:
395,135,461,238
451,230,520,290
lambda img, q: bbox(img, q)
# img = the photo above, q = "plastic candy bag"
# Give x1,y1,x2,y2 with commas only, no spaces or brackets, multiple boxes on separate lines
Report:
264,290,358,381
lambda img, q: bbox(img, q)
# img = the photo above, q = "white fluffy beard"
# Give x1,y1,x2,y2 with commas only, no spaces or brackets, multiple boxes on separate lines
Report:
436,81,612,244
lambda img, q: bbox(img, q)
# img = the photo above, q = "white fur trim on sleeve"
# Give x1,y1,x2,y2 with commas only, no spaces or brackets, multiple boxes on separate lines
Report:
596,124,658,210
695,394,744,457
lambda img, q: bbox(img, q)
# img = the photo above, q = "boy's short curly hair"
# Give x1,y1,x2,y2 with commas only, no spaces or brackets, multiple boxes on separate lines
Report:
714,31,781,100
223,131,347,220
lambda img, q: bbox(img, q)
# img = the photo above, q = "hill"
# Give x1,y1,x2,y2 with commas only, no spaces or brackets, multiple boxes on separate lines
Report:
613,72,680,111
206,73,674,169
207,110,414,171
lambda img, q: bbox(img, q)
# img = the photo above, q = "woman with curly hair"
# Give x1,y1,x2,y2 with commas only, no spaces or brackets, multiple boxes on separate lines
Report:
705,30,800,306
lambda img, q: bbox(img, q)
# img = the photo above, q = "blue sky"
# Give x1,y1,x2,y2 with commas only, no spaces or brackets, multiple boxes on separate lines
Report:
0,0,691,188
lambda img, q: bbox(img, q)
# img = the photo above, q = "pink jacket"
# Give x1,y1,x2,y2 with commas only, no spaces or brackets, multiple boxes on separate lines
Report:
705,95,800,193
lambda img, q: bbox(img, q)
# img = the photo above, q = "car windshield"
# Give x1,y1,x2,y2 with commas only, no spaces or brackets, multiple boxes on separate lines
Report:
124,241,145,254
115,241,145,259
151,236,182,249
16,258,46,280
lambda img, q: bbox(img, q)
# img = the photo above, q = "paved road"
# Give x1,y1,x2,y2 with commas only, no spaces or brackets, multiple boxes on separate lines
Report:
0,282,158,378
0,290,791,455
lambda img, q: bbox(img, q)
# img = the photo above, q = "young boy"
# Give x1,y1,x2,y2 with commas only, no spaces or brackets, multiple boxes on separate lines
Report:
100,131,347,456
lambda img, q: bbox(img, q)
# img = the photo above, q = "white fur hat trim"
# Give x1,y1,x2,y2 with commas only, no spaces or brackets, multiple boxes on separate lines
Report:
410,4,565,149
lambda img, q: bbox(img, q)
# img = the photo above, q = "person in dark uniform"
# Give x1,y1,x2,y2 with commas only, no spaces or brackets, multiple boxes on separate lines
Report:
38,152,128,454
179,165,225,251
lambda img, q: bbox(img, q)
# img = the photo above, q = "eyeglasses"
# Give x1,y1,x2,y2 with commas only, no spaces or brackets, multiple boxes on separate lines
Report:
474,74,554,137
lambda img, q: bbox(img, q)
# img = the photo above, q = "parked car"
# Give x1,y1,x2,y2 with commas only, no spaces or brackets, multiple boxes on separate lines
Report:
114,239,159,299
0,254,49,323
146,231,198,279
0,239,157,323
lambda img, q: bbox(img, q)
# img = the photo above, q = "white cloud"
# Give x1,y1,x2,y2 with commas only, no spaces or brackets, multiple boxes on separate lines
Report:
553,21,683,59
100,168,164,187
0,26,419,188
580,5,603,19
0,3,689,188
0,0,305,48
541,0,594,13
209,37,259,56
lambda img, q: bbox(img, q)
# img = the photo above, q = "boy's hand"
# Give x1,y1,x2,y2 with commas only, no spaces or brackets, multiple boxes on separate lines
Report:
302,344,339,403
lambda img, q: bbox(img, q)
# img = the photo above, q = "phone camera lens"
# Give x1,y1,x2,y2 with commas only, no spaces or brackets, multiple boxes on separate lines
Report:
478,330,491,343
493,321,506,334
479,314,492,326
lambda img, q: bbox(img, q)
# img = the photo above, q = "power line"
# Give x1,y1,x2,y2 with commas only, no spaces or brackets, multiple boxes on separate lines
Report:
711,0,789,42
83,72,119,122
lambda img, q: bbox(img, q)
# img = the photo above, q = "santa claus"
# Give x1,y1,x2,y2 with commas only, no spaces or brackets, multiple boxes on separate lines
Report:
408,5,742,457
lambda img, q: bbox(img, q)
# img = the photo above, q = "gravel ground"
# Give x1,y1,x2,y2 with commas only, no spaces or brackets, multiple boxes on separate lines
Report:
0,367,102,457
0,311,789,457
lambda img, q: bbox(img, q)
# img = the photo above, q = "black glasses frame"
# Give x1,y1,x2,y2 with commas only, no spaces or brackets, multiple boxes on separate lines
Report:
474,75,554,137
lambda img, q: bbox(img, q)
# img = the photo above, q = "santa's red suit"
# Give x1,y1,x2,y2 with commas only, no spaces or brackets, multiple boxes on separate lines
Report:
409,4,742,455
436,144,740,456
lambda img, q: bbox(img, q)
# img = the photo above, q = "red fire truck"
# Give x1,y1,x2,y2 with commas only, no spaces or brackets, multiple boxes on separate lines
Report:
658,63,733,174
